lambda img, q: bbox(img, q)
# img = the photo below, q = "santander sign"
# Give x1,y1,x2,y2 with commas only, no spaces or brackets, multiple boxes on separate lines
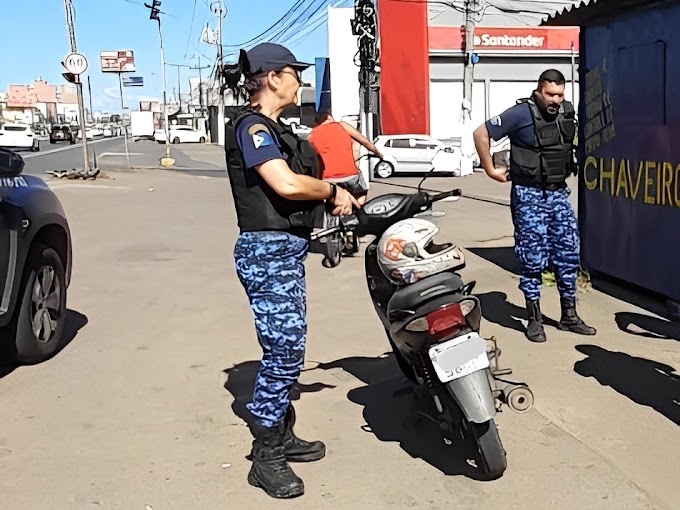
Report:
474,33,546,49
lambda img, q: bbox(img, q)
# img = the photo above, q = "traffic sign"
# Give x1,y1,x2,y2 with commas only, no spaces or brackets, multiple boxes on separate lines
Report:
62,52,88,75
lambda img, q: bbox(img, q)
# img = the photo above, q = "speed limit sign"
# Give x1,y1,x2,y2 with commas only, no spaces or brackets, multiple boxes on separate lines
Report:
63,52,88,75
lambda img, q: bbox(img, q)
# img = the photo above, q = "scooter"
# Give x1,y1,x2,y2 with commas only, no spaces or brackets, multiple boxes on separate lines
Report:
319,154,381,268
311,187,534,480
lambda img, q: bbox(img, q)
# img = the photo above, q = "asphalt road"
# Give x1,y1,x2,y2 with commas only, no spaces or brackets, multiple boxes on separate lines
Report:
19,137,125,176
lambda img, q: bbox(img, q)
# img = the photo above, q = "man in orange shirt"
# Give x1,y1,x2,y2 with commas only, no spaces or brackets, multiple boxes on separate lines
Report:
308,111,383,205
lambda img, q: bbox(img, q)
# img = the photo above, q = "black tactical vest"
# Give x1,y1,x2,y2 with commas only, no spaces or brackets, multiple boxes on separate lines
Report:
509,97,576,187
225,109,322,234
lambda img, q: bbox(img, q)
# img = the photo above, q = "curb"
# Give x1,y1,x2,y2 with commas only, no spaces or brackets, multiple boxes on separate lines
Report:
461,193,511,207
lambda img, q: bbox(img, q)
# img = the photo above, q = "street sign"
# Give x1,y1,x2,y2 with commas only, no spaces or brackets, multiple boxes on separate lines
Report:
100,50,136,73
123,76,144,87
63,52,88,75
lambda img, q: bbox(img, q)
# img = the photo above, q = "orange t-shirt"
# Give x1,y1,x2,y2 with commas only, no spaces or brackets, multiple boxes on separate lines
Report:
308,122,358,179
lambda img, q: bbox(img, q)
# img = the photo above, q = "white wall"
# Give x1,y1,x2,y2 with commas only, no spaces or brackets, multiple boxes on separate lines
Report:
328,7,360,122
57,103,79,122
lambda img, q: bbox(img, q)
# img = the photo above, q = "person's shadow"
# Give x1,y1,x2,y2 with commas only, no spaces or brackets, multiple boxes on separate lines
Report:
615,312,680,340
476,291,558,334
222,360,337,427
317,353,495,480
574,344,680,425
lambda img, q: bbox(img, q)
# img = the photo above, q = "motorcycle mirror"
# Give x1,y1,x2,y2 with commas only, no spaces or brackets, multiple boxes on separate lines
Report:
0,148,25,177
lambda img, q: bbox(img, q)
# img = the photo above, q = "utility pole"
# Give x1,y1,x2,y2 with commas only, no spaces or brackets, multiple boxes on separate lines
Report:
212,1,227,145
197,56,205,114
352,0,378,185
62,0,90,173
145,1,172,164
177,66,182,112
87,75,94,123
462,0,480,124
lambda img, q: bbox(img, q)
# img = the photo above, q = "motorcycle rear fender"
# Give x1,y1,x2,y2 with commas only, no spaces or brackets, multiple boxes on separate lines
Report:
446,369,496,424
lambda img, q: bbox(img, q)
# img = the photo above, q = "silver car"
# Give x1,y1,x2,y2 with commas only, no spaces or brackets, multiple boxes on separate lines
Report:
371,134,460,178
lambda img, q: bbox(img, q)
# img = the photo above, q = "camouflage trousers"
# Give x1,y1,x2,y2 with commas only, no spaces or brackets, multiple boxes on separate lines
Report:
510,185,579,302
233,231,309,428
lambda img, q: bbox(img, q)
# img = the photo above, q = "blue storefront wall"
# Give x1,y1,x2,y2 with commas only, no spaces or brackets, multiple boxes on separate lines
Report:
578,3,680,301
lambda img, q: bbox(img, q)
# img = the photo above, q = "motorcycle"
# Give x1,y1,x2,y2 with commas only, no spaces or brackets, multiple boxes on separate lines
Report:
311,185,534,480
318,154,381,268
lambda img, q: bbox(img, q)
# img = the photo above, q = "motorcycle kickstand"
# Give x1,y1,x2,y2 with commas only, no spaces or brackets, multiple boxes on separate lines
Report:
488,336,512,377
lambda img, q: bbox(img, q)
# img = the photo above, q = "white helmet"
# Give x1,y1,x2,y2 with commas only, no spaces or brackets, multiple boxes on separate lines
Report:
377,218,465,285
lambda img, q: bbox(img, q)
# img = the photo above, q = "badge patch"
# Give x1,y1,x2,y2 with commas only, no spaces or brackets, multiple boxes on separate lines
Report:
490,116,502,127
252,130,273,149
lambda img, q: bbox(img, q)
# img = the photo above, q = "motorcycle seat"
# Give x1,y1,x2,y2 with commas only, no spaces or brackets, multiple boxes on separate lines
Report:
387,272,464,319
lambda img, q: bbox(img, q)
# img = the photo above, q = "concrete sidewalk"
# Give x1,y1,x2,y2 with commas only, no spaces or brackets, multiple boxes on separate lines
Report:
97,140,225,172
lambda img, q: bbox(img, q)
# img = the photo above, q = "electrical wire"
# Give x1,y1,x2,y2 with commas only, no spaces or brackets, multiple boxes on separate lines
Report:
221,0,308,48
282,0,349,49
184,0,199,58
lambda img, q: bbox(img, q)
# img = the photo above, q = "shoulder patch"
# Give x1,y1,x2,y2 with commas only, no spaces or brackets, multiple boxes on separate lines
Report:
251,130,274,149
247,122,271,136
490,116,502,127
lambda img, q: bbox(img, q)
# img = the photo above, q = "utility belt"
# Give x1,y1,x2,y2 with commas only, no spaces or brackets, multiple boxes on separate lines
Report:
511,178,567,192
240,225,313,240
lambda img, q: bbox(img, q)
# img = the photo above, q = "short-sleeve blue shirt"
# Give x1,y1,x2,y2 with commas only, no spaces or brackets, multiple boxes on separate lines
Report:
235,114,285,169
485,102,536,149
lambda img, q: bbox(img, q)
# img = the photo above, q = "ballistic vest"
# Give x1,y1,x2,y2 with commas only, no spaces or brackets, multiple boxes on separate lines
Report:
225,109,322,233
509,97,576,187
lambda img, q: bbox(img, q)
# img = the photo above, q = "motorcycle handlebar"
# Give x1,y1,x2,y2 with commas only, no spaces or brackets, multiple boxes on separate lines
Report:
310,225,341,241
429,188,462,203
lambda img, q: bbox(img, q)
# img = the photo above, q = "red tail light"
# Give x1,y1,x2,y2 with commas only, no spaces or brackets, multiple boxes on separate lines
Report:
426,303,467,340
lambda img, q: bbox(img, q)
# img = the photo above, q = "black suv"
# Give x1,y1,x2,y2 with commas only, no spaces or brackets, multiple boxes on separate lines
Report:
0,148,72,364
49,124,76,145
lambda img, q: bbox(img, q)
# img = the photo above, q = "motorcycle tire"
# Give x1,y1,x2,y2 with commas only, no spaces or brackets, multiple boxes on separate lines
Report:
467,419,507,480
321,213,343,268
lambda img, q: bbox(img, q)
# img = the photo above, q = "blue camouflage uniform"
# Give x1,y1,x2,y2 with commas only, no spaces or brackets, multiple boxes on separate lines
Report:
486,104,580,302
233,117,309,428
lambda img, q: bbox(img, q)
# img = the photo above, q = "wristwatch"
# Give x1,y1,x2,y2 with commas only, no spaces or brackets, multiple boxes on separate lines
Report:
327,182,337,201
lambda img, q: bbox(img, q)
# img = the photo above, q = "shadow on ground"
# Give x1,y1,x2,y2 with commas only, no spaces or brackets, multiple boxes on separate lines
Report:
317,353,497,481
574,344,680,426
468,246,522,277
0,309,88,379
476,290,558,335
222,360,337,427
615,312,680,340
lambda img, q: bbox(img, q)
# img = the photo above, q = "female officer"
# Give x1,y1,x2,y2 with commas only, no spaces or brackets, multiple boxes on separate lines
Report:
224,42,359,499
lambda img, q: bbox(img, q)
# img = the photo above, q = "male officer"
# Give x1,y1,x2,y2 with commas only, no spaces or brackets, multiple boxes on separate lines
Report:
224,43,359,498
473,69,596,343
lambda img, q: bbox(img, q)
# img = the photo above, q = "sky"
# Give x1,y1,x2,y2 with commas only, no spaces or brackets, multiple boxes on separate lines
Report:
0,0,352,113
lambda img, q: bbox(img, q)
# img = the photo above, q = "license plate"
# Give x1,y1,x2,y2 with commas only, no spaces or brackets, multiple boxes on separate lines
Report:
428,332,490,383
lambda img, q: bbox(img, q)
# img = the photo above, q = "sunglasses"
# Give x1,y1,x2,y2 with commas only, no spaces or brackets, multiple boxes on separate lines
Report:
278,69,302,85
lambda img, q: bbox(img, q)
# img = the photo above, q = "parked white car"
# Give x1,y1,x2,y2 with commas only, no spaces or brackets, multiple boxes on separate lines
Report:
155,126,207,144
371,134,460,178
0,123,40,151
76,128,95,141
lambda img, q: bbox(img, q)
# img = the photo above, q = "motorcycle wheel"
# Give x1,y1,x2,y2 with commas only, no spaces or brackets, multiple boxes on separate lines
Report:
466,419,507,480
322,234,342,268
321,213,342,268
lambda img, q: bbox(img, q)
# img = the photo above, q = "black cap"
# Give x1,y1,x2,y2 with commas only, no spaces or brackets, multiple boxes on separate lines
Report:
245,43,311,76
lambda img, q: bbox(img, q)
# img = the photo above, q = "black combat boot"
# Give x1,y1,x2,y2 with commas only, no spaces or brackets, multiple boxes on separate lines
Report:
248,422,304,499
558,298,597,335
525,300,547,343
283,405,326,462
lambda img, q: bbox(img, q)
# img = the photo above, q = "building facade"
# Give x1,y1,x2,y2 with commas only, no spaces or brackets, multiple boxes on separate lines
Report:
546,0,680,302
